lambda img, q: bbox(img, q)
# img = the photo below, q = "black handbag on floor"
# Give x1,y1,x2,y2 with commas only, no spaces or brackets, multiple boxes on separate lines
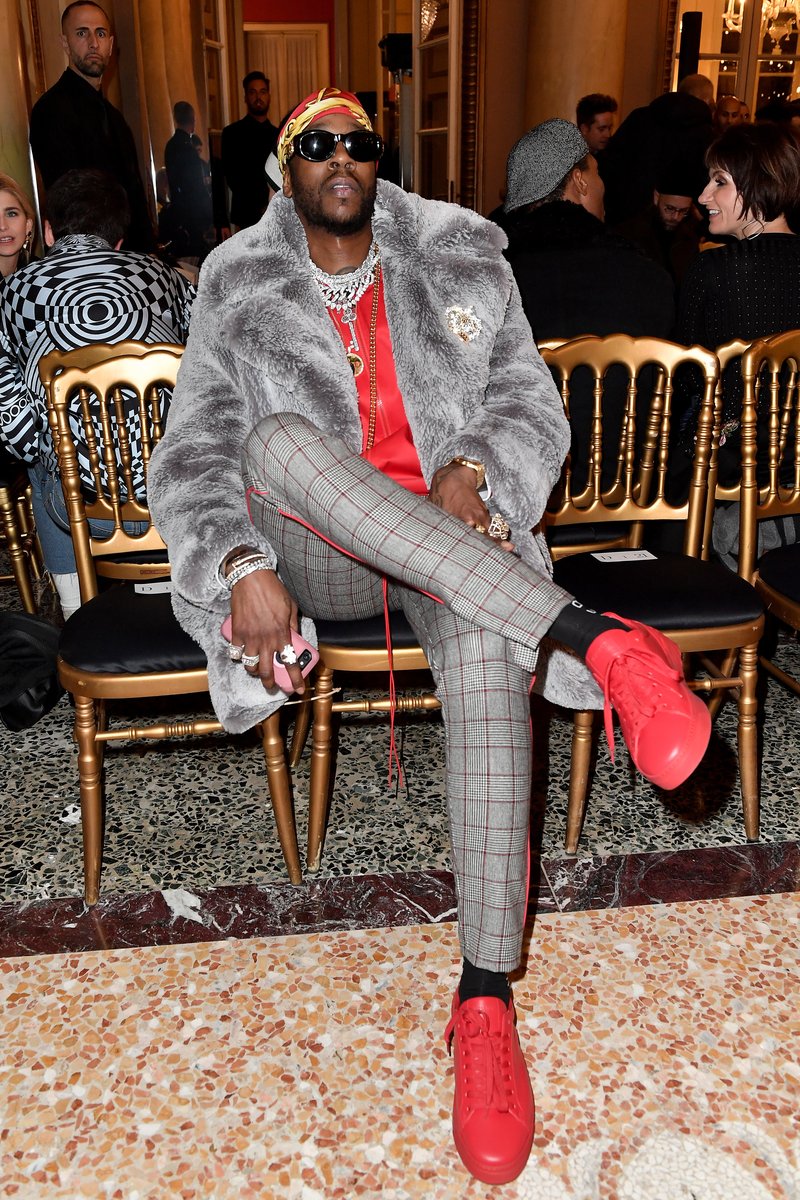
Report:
0,612,64,731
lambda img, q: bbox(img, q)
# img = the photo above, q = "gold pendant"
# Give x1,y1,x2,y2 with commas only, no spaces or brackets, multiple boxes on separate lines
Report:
347,352,364,377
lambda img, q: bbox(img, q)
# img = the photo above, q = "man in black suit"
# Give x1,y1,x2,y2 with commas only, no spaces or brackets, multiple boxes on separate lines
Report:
29,1,155,251
164,102,213,260
221,72,278,230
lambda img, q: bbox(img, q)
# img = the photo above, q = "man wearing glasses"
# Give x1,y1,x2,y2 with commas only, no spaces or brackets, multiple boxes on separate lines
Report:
149,88,710,1185
613,169,702,285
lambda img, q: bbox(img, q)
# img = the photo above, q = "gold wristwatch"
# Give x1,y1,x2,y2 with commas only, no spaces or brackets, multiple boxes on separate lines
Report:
450,456,486,490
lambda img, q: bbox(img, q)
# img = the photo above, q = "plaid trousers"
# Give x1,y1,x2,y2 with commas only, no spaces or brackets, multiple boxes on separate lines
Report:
243,414,571,972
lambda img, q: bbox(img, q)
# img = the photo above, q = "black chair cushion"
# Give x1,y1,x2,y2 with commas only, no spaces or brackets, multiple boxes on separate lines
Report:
758,544,800,604
314,610,419,649
548,522,631,548
553,551,763,628
0,453,29,492
59,585,205,674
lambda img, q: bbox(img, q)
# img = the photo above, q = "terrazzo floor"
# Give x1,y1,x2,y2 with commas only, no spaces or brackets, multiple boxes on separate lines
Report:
2,571,799,1197
2,635,800,905
2,894,798,1198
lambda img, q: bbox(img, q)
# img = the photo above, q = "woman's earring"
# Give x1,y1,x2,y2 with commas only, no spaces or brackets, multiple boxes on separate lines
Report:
742,216,765,240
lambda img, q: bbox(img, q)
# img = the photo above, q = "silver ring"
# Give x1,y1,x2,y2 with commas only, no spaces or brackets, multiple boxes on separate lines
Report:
488,513,511,541
277,642,298,665
240,652,260,668
229,644,245,663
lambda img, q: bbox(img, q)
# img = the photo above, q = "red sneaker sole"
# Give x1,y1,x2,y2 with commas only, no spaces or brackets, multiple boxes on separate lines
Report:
454,1126,535,1186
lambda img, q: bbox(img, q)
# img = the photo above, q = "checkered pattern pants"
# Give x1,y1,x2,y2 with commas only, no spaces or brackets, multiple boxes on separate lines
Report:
243,414,572,972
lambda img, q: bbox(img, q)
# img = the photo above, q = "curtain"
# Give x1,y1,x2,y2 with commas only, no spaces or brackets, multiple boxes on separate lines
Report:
245,30,328,127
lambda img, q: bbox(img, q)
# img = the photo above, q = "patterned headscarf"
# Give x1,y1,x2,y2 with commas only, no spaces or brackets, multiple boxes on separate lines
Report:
276,87,373,175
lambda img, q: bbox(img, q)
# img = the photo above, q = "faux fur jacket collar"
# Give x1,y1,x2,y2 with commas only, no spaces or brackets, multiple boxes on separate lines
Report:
149,180,599,732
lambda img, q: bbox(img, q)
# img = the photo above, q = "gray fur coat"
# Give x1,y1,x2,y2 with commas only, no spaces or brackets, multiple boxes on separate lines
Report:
148,180,601,732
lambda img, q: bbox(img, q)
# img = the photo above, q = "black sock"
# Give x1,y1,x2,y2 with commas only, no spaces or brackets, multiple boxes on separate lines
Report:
459,957,511,1005
548,600,627,660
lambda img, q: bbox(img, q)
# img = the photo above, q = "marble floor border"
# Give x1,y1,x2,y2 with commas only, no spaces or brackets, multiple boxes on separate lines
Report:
0,839,797,959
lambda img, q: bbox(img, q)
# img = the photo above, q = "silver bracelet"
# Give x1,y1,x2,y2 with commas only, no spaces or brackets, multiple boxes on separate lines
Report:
224,556,273,591
218,549,264,586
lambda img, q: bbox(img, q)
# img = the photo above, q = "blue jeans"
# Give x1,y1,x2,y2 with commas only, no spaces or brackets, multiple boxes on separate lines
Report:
28,462,147,575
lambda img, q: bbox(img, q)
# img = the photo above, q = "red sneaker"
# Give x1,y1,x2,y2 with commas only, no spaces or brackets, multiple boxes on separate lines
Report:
585,614,711,790
445,992,535,1184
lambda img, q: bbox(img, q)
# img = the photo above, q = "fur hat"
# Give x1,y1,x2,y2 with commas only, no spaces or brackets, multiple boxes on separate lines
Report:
505,119,589,212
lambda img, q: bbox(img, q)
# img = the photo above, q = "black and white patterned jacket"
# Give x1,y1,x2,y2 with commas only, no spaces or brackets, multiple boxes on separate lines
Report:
0,234,194,493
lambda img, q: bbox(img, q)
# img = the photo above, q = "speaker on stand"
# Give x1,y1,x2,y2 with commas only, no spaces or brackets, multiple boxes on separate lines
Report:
379,34,413,190
677,12,702,82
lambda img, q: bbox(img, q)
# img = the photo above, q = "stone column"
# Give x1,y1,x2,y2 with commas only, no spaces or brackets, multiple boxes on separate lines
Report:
524,0,630,128
0,0,38,200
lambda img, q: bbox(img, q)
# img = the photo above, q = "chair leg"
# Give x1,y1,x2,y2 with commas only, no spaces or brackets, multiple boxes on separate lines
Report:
737,641,760,842
564,710,596,854
706,648,740,719
0,484,37,613
307,664,335,873
73,693,103,906
258,712,303,885
289,692,313,767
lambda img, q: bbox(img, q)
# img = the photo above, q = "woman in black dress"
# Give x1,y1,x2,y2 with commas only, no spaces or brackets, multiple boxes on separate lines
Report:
675,123,800,489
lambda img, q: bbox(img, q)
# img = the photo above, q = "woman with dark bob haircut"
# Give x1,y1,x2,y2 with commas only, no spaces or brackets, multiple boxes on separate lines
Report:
678,122,800,350
674,122,800,487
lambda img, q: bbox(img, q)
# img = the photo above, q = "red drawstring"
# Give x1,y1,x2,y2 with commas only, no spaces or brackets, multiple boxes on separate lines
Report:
245,485,439,786
245,486,444,606
525,673,536,903
382,575,403,787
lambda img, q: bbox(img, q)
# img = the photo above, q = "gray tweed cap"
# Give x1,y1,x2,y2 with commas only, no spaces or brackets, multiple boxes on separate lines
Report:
504,118,589,212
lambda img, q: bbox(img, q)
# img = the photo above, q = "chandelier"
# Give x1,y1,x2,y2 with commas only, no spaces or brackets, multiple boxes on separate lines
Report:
724,0,800,47
762,0,800,43
420,0,439,42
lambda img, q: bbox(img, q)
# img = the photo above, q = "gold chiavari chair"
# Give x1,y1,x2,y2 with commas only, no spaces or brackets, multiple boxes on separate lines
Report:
40,340,301,904
541,334,764,853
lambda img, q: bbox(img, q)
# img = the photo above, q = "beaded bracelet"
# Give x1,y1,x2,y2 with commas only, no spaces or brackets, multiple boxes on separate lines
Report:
224,555,273,591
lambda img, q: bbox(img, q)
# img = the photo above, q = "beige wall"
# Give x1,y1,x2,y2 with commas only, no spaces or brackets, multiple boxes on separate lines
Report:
478,0,667,217
479,0,530,213
0,0,37,200
524,0,629,128
621,0,669,118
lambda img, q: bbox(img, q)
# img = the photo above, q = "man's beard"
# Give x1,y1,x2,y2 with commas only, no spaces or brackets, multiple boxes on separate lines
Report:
291,174,377,236
74,54,105,78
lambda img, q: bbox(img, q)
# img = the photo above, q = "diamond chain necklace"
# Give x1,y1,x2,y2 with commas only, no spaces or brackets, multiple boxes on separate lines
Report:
310,240,380,318
310,240,381,374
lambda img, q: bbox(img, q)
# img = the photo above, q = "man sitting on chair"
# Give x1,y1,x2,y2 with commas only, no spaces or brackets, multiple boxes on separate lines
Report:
0,168,194,616
148,88,711,1186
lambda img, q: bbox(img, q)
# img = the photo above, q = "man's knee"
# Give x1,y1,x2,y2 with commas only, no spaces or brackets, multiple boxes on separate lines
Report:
247,411,324,454
242,412,327,486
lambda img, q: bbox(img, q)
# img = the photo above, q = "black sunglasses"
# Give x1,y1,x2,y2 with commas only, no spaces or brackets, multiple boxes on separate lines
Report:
291,129,384,164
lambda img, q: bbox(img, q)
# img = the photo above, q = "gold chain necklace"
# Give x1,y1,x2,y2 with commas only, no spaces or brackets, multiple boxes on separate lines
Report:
364,261,382,451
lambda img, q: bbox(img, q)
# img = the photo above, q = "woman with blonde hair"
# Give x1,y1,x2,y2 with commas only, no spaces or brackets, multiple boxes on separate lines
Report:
0,174,35,279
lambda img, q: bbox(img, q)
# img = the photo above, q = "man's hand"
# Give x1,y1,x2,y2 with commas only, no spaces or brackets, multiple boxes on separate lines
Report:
227,568,306,694
428,462,516,552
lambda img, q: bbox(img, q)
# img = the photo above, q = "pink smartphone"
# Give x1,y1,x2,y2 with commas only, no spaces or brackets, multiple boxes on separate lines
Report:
220,617,319,692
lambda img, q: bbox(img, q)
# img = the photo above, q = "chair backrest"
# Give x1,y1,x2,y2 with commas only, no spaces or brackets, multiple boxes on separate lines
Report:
711,337,753,503
40,340,184,601
540,334,720,559
737,329,800,582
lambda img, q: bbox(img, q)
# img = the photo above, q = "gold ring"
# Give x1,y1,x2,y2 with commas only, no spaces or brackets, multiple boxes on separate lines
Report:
488,513,511,541
474,524,487,535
